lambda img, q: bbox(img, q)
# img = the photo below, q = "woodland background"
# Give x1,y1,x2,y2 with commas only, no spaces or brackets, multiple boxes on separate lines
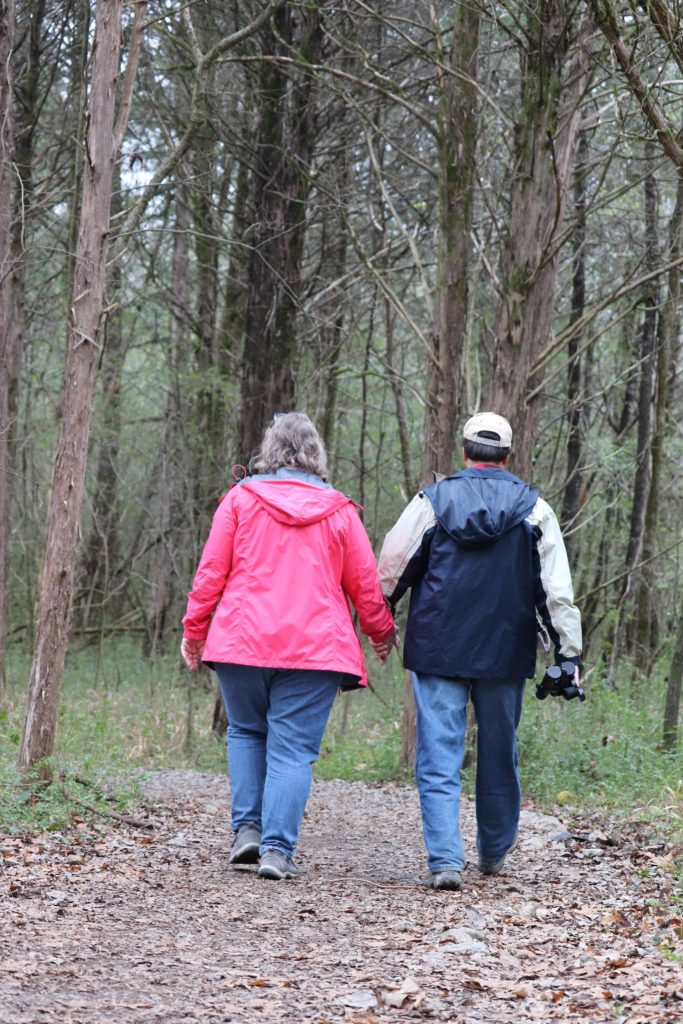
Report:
1,1,683,817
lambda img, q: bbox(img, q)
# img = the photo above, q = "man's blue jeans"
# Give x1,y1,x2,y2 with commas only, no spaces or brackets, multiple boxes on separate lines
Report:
412,672,525,872
215,664,341,858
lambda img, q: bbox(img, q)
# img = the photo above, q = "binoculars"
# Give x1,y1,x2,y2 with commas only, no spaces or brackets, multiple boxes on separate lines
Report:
536,660,585,702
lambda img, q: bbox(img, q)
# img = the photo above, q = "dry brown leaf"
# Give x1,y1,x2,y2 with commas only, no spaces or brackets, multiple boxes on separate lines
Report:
381,975,424,1008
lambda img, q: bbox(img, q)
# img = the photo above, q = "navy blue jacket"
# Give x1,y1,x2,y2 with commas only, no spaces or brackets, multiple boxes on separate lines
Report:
384,468,558,681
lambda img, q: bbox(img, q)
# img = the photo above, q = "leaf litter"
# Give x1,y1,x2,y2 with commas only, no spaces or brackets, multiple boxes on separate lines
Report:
1,769,681,1023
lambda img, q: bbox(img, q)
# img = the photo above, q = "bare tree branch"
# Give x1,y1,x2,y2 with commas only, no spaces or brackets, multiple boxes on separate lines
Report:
111,0,287,260
586,0,683,166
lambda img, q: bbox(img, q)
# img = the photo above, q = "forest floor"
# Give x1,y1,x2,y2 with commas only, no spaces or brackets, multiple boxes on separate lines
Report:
1,770,682,1024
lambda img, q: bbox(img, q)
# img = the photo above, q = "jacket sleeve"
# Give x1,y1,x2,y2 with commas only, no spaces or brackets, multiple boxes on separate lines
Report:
528,497,582,664
182,492,238,640
341,508,395,643
377,492,437,608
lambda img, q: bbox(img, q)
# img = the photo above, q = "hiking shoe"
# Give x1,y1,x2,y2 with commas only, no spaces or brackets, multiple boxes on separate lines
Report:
479,837,518,876
258,848,299,880
427,869,462,891
229,823,261,865
478,853,507,875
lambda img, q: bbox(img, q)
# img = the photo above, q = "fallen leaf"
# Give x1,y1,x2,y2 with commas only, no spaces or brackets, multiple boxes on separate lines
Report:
381,976,423,1008
342,991,377,1011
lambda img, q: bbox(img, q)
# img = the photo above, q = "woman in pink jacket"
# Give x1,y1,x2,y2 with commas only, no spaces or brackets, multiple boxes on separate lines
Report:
181,413,396,881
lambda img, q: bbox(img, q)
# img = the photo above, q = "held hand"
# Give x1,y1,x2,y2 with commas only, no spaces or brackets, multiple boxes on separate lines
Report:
371,627,400,663
181,637,205,671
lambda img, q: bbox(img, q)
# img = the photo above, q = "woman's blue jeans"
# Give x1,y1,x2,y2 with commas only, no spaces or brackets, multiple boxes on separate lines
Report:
215,664,341,858
412,672,525,872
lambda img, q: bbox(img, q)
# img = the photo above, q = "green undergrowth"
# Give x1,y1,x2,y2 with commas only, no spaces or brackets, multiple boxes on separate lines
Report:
315,670,405,783
0,639,226,832
1,639,682,837
518,662,683,835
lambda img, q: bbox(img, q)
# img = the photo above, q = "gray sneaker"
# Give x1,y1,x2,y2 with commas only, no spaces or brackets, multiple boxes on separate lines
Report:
479,836,518,875
427,869,462,891
478,853,507,875
229,823,261,865
258,848,299,880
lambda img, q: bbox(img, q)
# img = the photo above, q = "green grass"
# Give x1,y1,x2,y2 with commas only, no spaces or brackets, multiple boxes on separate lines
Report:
0,639,226,831
1,639,682,837
315,671,406,782
518,664,683,827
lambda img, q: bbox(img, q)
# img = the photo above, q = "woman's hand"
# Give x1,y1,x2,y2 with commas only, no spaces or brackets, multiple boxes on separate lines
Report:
370,626,400,663
180,637,205,671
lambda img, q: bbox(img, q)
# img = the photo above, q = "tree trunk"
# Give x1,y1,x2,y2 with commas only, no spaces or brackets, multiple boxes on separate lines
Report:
663,611,683,751
562,122,589,570
612,142,659,671
78,166,126,633
634,172,683,668
385,300,415,499
238,4,322,463
64,0,91,296
579,493,616,658
189,107,222,525
587,0,683,168
313,146,350,453
148,179,192,651
0,0,16,690
486,4,589,482
420,1,480,484
18,0,128,775
216,148,251,381
399,671,416,772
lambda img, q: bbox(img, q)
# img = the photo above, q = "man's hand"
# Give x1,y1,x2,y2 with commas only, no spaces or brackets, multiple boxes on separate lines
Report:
181,637,205,671
370,627,400,663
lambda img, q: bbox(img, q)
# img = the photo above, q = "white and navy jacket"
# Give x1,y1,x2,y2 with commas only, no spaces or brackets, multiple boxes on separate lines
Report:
377,467,582,681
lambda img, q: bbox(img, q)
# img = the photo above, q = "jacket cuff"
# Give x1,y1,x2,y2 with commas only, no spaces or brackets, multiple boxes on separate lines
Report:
183,629,208,641
372,623,396,644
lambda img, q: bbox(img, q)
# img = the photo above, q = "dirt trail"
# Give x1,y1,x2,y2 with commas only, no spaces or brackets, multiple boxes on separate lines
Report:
1,770,681,1023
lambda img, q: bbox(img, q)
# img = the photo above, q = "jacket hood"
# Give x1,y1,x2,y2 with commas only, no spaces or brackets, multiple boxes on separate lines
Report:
425,467,538,546
241,478,356,526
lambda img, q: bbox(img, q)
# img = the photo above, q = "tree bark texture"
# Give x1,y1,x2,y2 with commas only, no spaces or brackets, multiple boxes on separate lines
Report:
148,180,192,651
188,83,223,521
0,0,15,688
587,0,683,168
420,1,480,483
18,0,125,774
634,172,683,667
216,145,251,378
663,609,683,750
78,164,126,632
399,670,416,772
613,142,659,671
385,300,415,499
637,0,683,74
64,1,91,297
238,4,322,464
486,3,589,482
562,122,589,570
312,137,351,454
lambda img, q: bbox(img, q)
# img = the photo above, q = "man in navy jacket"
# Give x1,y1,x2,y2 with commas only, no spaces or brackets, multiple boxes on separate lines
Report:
377,412,582,890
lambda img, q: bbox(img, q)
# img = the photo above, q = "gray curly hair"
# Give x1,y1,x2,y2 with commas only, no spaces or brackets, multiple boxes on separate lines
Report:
254,412,328,478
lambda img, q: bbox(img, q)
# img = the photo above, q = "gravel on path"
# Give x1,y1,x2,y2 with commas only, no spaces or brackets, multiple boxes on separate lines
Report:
1,769,681,1023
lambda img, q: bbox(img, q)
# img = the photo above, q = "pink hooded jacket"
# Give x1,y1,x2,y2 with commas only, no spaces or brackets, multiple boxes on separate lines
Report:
182,474,395,688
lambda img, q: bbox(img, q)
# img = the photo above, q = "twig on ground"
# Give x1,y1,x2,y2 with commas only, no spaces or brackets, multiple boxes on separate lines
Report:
59,785,155,830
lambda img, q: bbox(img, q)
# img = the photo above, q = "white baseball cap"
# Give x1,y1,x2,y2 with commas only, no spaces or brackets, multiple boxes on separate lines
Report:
463,412,512,449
